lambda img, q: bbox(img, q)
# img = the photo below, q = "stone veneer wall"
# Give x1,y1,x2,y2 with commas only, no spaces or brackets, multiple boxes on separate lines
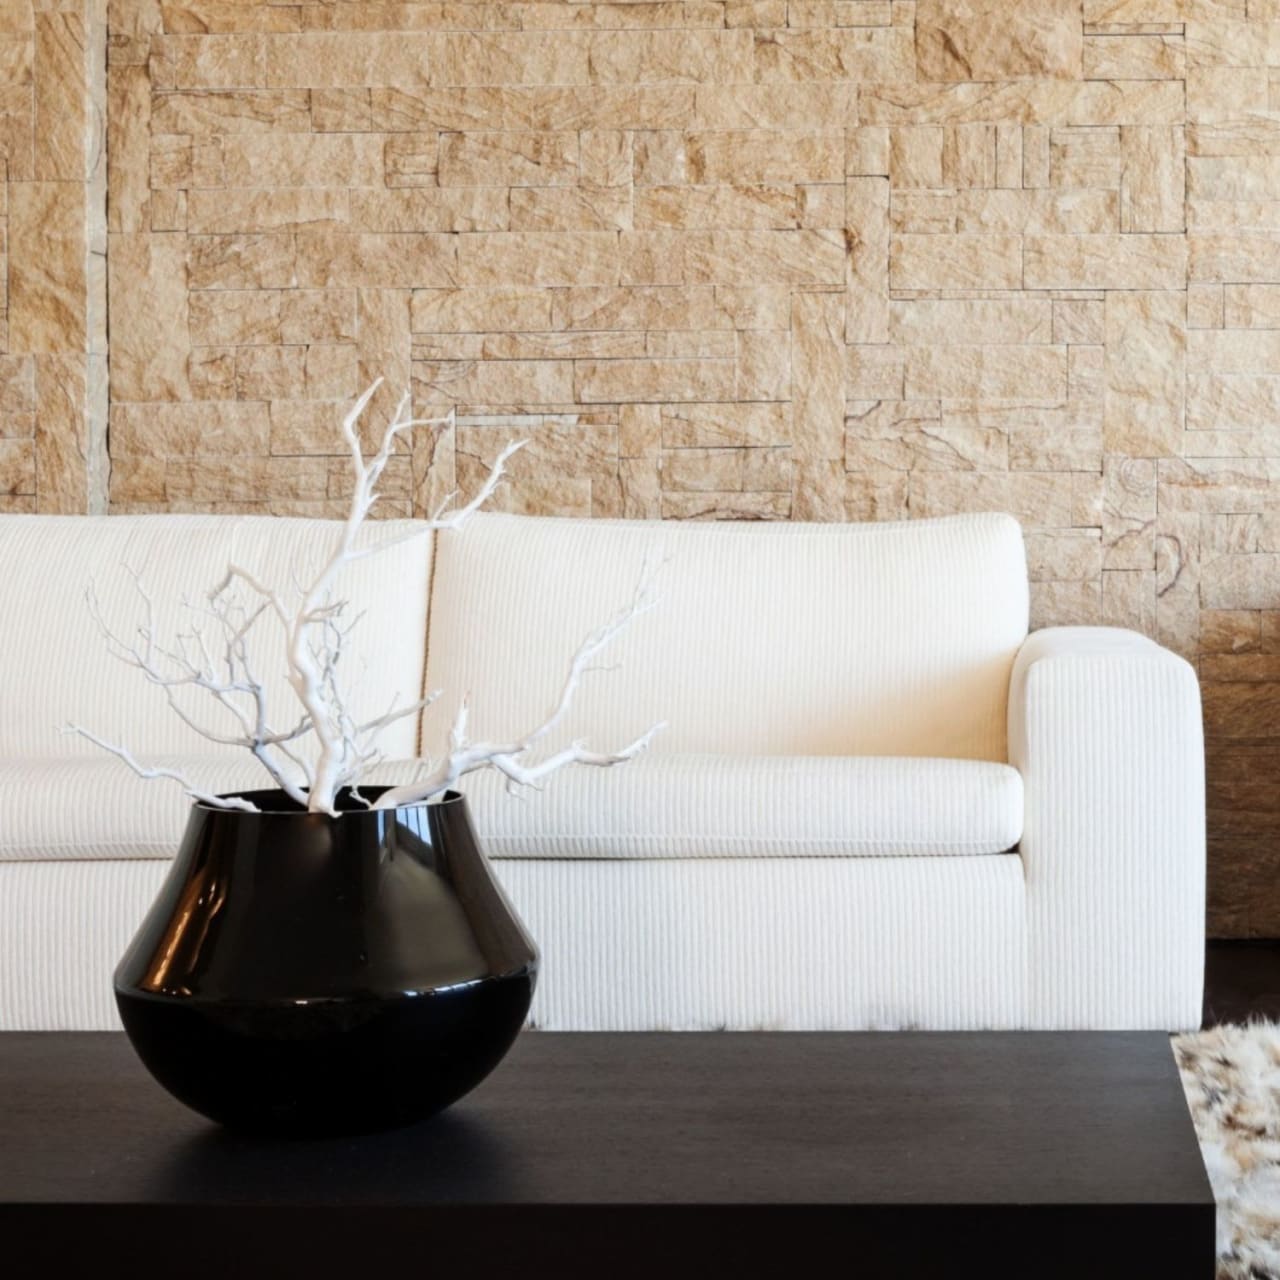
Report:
1,0,107,515
14,0,1280,934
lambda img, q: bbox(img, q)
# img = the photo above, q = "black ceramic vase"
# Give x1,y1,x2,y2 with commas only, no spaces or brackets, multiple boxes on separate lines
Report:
114,788,537,1137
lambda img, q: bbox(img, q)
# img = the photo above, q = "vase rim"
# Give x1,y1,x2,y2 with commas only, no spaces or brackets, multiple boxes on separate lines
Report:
196,785,466,816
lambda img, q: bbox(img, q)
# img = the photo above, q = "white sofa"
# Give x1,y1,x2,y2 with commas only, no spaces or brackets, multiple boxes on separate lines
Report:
0,510,1205,1032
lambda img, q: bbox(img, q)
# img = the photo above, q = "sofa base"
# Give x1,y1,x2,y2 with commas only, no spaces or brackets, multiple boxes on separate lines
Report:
1,855,1030,1032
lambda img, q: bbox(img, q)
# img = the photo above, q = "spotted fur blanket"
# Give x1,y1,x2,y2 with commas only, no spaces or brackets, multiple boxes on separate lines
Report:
1175,1024,1280,1279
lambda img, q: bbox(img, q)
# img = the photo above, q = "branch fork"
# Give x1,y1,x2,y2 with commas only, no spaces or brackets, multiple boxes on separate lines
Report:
69,380,662,815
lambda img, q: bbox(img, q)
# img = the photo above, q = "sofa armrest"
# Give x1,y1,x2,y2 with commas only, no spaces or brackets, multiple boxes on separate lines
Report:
1008,627,1205,1030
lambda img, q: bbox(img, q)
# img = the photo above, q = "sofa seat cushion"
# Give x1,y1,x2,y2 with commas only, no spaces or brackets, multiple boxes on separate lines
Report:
464,755,1023,859
0,755,1023,863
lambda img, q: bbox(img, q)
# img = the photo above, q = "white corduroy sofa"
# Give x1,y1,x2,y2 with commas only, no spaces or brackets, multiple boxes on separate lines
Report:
0,510,1205,1032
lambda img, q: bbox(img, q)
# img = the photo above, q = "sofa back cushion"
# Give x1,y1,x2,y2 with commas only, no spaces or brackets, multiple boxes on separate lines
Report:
0,516,433,761
422,512,1028,763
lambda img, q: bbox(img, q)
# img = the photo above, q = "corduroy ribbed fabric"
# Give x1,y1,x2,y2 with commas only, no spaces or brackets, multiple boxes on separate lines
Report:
421,512,1029,764
0,515,433,761
1009,627,1206,1031
494,855,1027,1030
0,854,1026,1031
463,754,1023,859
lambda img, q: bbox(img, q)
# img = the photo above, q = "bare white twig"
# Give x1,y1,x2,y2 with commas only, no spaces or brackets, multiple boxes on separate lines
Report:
62,725,261,812
75,378,661,816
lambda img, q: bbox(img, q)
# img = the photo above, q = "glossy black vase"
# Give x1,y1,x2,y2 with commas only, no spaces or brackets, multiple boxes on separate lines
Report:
114,788,537,1137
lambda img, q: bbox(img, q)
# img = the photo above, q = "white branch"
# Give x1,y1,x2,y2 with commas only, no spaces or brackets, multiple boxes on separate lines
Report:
63,725,260,813
73,377,657,817
374,566,664,809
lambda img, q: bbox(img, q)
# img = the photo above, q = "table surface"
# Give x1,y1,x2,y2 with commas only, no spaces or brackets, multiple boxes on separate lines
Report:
0,1030,1211,1210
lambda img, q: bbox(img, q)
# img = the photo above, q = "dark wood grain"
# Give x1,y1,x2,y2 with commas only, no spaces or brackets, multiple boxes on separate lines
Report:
0,1031,1215,1278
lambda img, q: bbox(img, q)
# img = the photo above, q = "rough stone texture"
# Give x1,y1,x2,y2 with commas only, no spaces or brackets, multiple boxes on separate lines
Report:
5,0,104,513
72,0,1280,934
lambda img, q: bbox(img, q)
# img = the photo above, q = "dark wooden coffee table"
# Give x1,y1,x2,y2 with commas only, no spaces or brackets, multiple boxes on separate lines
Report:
0,1031,1213,1278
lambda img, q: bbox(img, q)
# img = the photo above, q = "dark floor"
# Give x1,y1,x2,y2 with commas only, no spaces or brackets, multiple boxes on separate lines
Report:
1203,939,1280,1026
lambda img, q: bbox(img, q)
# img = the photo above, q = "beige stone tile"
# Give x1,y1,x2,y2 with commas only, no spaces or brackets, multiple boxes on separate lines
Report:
891,298,1054,345
619,403,662,460
1158,458,1280,514
940,128,998,201
457,231,618,286
0,36,33,88
859,79,1184,127
791,458,844,520
109,454,166,505
635,184,798,231
996,123,1023,189
1104,290,1185,457
662,490,791,520
151,33,267,91
188,289,282,346
1084,0,1243,18
1025,528,1104,582
890,125,943,189
846,405,1006,472
1202,609,1263,653
890,235,1023,291
683,229,845,285
150,88,311,135
357,288,411,440
188,232,296,290
1102,455,1157,568
753,26,913,81
310,88,372,133
575,357,735,402
415,358,576,406
150,189,187,232
1052,297,1105,344
1023,124,1051,187
349,188,509,234
33,353,86,513
371,85,695,133
661,401,792,448
0,439,36,496
510,186,633,233
188,348,237,401
1083,33,1184,79
110,400,270,455
1200,554,1280,610
1188,328,1280,373
905,345,1068,402
107,66,149,233
235,345,305,400
1051,127,1122,189
1190,233,1280,281
413,287,554,334
916,0,1082,81
1024,233,1186,287
282,290,358,345
894,188,1118,233
1031,580,1103,627
685,130,846,185
8,181,84,353
0,355,34,430
296,230,456,289
695,82,856,130
187,188,348,235
845,175,888,343
1102,568,1157,634
846,124,889,175
845,470,909,520
911,471,1076,527
1186,373,1280,431
438,131,577,187
735,328,791,401
565,283,713,331
588,29,753,85
742,446,793,493
148,133,223,189
1188,282,1224,329
34,11,84,182
302,343,358,396
661,446,747,493
847,344,906,398
791,292,843,461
